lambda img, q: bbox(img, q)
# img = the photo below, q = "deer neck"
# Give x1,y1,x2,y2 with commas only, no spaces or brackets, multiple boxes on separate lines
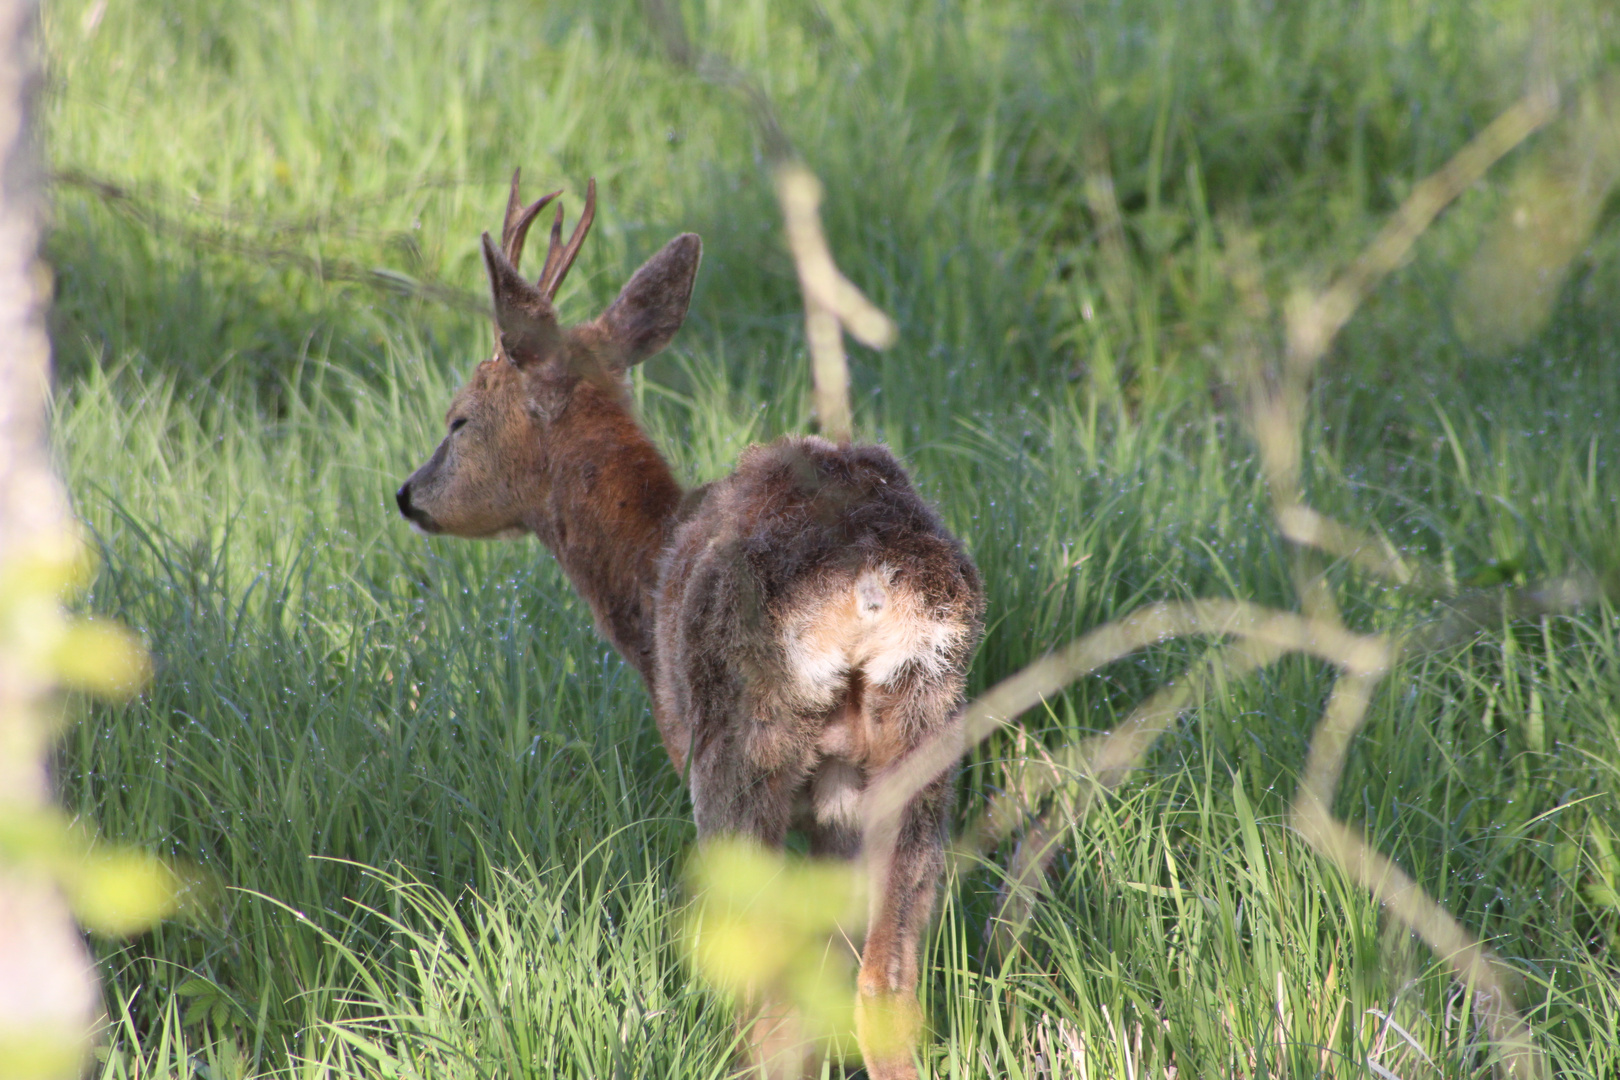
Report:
529,390,680,689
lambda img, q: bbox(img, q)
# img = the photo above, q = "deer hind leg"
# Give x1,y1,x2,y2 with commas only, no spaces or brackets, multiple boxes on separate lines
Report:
854,675,960,1080
688,696,823,1080
854,770,948,1080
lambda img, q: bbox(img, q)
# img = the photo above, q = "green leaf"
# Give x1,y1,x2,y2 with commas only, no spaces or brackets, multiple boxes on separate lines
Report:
67,849,182,936
0,1029,87,1080
1584,883,1620,910
183,998,211,1029
0,537,95,606
51,618,150,700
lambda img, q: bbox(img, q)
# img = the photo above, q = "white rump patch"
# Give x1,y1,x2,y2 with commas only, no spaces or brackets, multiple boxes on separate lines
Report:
779,564,965,699
781,621,849,705
860,613,961,687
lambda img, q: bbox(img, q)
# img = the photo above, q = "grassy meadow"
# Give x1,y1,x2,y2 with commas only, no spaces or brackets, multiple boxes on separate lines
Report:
39,0,1620,1076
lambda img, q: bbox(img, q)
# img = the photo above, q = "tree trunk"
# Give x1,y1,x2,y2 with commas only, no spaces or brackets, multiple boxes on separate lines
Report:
0,1,103,1075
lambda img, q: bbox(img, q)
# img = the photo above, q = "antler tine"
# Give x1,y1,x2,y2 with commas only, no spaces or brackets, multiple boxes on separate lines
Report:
506,192,558,270
538,177,597,299
501,168,525,245
537,203,566,289
500,169,561,271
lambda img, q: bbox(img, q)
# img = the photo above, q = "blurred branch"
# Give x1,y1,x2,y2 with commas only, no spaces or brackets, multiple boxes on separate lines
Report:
1276,505,1421,587
1285,83,1560,375
1291,672,1542,1078
863,82,1582,1076
51,168,492,317
1247,84,1573,1079
1408,573,1606,655
967,640,1286,860
1228,83,1566,622
640,0,893,442
981,638,1284,959
864,598,1390,837
775,164,896,442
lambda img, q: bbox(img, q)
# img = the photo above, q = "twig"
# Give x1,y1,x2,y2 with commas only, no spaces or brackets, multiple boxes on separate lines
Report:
774,164,896,442
979,639,1285,958
864,598,1390,833
1285,85,1560,375
51,168,492,316
640,1,892,441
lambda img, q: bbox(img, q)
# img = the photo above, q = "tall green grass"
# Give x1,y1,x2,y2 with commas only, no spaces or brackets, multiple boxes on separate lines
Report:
42,0,1620,1076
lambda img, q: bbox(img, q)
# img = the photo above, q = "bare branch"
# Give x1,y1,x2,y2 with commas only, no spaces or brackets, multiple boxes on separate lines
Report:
1276,505,1422,587
863,599,1389,846
1286,85,1560,374
913,86,1582,1073
980,639,1284,959
774,164,897,442
1293,673,1546,1079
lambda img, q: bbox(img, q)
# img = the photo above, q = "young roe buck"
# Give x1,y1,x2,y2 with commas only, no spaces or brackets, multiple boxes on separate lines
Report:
395,171,983,1079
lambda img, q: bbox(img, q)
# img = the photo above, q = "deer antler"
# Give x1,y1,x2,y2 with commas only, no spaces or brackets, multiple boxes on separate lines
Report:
537,176,596,299
501,168,561,270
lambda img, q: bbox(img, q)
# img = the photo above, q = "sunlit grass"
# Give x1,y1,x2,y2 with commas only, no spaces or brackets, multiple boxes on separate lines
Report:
55,344,1620,1076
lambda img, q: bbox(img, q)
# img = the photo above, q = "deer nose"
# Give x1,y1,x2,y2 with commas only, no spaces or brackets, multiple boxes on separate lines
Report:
396,481,440,533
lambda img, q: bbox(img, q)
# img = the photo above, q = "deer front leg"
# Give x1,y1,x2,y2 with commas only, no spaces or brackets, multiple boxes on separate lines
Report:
855,771,950,1080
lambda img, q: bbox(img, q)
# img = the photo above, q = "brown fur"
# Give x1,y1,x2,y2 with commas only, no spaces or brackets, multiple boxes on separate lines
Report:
396,172,984,1080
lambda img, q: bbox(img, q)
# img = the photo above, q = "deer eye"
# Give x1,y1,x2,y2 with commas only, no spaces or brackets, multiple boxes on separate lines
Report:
449,417,469,434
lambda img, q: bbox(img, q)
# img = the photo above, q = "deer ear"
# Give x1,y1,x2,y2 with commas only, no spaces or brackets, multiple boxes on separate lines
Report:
596,233,701,370
482,232,560,366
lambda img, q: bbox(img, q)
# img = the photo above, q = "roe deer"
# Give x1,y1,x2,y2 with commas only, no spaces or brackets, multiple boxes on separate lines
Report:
395,171,984,1079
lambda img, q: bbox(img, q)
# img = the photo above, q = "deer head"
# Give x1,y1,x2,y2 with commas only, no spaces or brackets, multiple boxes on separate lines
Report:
395,171,702,540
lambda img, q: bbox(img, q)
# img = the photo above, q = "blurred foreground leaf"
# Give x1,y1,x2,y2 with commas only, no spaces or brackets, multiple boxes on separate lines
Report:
684,839,866,1040
0,808,192,937
65,848,184,936
51,618,149,699
0,1033,84,1080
